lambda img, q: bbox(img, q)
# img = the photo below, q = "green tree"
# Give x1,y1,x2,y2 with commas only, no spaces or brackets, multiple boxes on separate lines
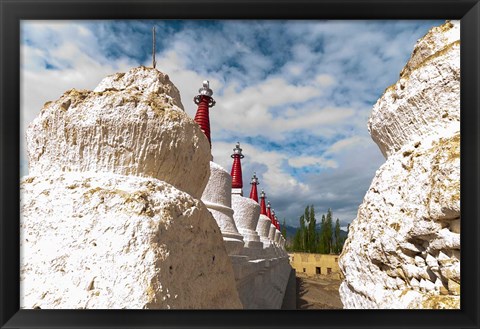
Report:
334,218,341,253
292,229,302,251
291,206,347,254
318,214,326,254
303,206,310,250
324,208,333,253
307,205,317,252
299,214,306,251
281,218,287,239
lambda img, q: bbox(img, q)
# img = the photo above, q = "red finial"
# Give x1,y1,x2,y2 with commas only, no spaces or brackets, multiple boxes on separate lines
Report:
259,190,267,215
249,172,259,202
230,142,244,189
193,81,216,147
271,208,276,225
266,201,272,220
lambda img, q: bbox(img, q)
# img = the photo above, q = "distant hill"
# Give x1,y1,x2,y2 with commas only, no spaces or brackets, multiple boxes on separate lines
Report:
283,225,298,240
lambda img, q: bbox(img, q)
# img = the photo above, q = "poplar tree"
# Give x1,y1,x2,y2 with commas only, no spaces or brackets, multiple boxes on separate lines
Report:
307,205,316,252
281,218,287,239
334,218,341,253
299,214,306,251
303,206,310,251
292,229,302,251
325,208,333,253
318,214,326,254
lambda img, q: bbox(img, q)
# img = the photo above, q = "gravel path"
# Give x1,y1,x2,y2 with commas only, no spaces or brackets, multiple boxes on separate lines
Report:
295,274,343,309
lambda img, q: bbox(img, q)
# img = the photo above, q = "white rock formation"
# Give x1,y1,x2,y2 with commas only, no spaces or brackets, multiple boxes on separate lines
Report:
94,67,183,110
20,66,242,309
339,21,460,309
201,162,245,255
21,172,242,309
368,21,460,159
231,195,263,251
26,66,210,199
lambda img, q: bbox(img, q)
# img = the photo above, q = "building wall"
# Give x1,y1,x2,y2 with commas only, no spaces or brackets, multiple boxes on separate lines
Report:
288,252,342,279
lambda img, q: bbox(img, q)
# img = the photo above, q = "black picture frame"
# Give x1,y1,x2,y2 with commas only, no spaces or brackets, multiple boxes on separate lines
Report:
1,0,479,328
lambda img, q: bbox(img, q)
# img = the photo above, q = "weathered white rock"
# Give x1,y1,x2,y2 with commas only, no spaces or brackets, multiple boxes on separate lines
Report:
339,132,460,309
425,254,439,270
20,171,242,309
414,256,426,267
339,20,460,309
399,21,460,80
26,66,210,199
368,21,460,159
231,195,263,250
201,162,244,255
419,279,436,292
94,65,184,110
410,278,420,289
21,65,293,310
447,279,460,295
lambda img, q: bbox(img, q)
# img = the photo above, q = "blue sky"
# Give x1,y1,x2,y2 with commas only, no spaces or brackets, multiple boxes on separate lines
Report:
20,19,444,229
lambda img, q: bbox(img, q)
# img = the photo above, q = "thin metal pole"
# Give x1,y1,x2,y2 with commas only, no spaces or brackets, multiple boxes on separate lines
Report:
152,26,156,68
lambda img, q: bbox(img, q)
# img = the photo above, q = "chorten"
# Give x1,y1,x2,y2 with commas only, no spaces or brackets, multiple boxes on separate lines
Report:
260,190,267,215
195,82,245,256
232,171,264,252
256,190,273,247
266,201,272,219
230,142,244,196
274,214,281,245
267,205,277,242
249,172,259,202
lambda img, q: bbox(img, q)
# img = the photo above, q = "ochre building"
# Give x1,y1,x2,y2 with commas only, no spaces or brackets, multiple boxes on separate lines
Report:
289,252,342,279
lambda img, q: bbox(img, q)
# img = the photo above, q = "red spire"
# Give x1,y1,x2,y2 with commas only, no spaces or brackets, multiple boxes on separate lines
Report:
266,201,272,221
249,172,259,202
193,81,216,147
271,209,276,225
259,190,267,215
230,142,244,189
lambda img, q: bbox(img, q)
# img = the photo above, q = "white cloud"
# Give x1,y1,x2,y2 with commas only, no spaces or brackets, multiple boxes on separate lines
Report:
19,19,443,227
288,156,337,169
212,141,310,198
325,135,371,155
315,74,335,87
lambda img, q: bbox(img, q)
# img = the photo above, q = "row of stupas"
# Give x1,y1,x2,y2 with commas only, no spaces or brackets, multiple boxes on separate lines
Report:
191,80,291,308
192,80,286,258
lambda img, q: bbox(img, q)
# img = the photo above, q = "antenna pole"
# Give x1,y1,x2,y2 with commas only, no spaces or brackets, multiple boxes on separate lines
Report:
152,26,156,68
